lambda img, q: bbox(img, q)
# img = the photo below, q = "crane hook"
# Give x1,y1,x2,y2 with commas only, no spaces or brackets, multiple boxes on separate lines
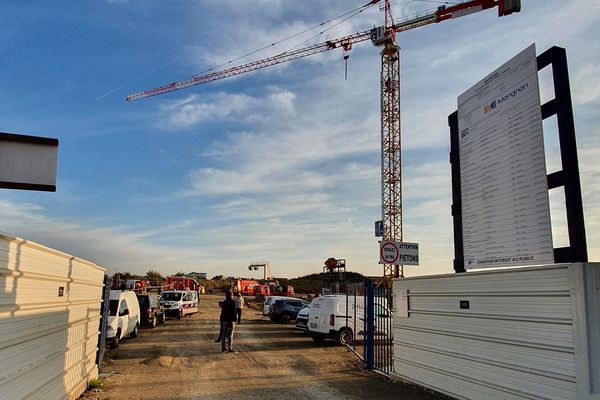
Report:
344,53,350,80
342,42,352,80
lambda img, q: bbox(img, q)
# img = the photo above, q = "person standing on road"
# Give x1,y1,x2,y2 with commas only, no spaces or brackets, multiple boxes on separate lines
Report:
234,293,245,324
221,290,237,353
214,301,224,343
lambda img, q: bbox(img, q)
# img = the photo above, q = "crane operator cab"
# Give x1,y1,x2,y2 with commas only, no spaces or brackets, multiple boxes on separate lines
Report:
370,26,387,47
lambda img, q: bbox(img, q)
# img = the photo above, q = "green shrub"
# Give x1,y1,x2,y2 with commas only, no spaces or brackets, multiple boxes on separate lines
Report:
88,378,103,390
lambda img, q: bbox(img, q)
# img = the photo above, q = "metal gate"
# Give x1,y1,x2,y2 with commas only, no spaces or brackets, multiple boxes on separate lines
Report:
346,280,394,376
346,282,366,361
96,274,111,367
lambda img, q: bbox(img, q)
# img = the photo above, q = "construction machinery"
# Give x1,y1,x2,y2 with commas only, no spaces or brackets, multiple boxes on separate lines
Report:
128,0,520,285
248,261,271,280
322,257,347,294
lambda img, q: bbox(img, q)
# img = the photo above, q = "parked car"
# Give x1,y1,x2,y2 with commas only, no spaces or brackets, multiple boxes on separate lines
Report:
137,293,166,328
262,295,298,316
295,306,310,332
107,290,141,348
307,294,392,345
270,298,309,324
159,289,198,319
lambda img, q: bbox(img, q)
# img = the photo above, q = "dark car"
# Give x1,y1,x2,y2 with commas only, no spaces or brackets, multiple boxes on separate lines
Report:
136,293,166,328
270,299,309,324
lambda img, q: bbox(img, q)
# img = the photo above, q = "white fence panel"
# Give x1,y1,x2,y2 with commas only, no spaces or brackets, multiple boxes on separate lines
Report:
392,263,600,400
0,232,105,400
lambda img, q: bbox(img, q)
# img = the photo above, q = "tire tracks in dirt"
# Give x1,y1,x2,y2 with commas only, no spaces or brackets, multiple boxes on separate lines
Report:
82,294,444,400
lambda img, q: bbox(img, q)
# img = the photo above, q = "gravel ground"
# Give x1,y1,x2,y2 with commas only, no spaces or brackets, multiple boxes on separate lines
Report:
80,294,450,400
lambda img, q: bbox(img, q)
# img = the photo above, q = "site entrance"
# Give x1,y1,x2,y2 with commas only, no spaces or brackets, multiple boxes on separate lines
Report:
346,281,394,376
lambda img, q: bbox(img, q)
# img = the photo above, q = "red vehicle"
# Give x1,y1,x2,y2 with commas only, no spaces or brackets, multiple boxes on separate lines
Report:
166,276,201,292
283,285,294,296
253,285,271,297
268,282,295,296
253,283,294,297
232,279,260,296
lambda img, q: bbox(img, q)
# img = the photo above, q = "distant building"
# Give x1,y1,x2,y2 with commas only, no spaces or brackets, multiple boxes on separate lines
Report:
189,272,207,280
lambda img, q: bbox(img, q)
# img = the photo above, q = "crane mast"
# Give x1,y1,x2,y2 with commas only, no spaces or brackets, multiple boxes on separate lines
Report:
127,0,520,283
378,0,403,282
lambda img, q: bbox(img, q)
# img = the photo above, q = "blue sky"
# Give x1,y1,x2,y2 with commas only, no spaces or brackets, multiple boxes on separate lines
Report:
1,0,598,279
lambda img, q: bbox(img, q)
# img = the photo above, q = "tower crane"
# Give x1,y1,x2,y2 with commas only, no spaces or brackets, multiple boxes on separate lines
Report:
127,0,521,284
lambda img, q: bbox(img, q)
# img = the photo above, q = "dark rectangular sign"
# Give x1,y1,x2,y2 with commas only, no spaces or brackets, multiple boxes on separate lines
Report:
0,132,59,192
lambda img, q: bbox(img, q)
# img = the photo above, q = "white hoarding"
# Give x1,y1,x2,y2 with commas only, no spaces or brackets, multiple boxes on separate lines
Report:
457,44,554,269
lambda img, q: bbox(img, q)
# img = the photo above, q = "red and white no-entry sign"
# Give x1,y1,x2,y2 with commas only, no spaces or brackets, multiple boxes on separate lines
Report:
380,241,399,264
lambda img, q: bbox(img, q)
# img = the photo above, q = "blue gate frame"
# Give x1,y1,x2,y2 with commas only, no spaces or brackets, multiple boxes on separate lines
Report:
347,280,394,376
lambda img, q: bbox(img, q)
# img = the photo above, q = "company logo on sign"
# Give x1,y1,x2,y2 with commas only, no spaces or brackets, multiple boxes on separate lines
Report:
483,100,497,114
483,83,529,114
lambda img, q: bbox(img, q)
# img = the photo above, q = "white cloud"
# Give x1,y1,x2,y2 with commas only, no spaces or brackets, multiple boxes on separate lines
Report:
157,87,296,129
572,63,600,106
0,199,205,276
158,93,253,128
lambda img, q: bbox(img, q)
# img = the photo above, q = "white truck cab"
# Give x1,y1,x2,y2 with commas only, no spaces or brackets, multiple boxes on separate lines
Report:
307,294,391,345
107,290,141,348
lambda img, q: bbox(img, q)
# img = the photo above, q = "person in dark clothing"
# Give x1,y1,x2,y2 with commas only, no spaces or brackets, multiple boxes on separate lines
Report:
220,290,237,352
215,301,224,342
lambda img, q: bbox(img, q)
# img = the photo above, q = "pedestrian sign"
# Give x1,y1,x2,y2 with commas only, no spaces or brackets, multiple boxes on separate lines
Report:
379,241,419,265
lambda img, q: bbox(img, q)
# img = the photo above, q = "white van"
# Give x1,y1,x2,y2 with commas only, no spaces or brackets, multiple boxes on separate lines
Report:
307,294,391,345
159,289,198,319
107,290,141,348
263,295,297,316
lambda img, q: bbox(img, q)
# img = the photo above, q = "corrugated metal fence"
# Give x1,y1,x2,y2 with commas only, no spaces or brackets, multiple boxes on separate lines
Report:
0,232,106,400
391,264,600,400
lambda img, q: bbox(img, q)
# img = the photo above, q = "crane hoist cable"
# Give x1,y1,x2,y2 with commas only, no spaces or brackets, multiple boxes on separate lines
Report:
193,0,379,79
284,2,376,54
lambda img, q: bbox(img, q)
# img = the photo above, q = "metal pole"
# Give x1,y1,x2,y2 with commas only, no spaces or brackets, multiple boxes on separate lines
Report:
365,280,375,370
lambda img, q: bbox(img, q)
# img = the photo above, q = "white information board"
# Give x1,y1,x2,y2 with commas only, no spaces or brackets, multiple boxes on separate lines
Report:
457,44,554,269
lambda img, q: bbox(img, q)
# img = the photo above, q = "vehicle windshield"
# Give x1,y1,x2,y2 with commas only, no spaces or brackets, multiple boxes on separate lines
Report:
161,292,182,301
109,300,119,316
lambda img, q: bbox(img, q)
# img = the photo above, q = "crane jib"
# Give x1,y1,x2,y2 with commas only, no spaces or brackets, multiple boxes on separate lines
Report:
126,30,373,101
127,0,516,102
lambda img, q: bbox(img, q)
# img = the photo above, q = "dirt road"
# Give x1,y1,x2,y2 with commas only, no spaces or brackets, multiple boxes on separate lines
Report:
82,295,444,400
